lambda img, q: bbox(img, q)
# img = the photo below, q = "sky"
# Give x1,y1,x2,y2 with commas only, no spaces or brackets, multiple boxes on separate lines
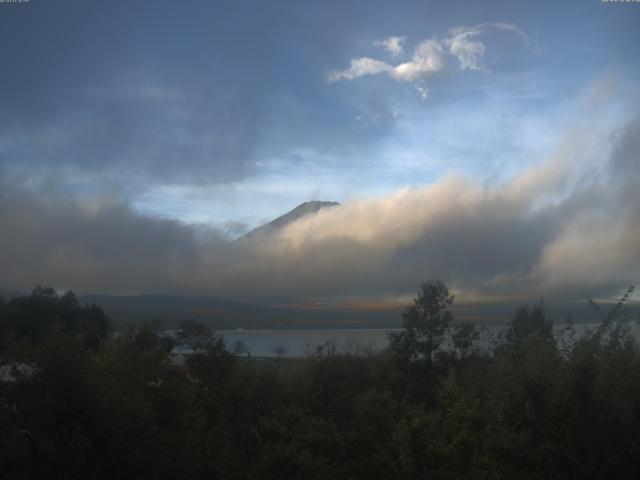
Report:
1,0,639,307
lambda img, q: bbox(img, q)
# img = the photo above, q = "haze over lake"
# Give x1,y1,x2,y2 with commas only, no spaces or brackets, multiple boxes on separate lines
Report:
216,323,640,357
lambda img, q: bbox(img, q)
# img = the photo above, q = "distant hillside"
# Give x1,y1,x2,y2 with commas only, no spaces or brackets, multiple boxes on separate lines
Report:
78,293,402,330
79,294,282,329
239,201,339,241
3,288,627,330
0,289,26,301
1,287,401,330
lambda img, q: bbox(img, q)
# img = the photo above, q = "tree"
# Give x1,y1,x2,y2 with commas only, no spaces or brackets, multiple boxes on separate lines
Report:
506,303,552,346
232,339,249,356
388,281,454,367
176,319,213,352
451,321,480,360
0,287,109,351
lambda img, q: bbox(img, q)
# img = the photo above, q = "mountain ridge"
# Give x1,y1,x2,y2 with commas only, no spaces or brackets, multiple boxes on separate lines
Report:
239,200,340,241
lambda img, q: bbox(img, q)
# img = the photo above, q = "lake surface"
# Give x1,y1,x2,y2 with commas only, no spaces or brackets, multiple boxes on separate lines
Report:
219,328,394,357
217,323,640,357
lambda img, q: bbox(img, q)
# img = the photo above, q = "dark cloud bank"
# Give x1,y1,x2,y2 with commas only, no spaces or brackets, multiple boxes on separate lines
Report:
1,110,639,309
0,1,399,189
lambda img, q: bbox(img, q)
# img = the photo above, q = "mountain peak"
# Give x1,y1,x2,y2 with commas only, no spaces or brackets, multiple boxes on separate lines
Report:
239,201,340,241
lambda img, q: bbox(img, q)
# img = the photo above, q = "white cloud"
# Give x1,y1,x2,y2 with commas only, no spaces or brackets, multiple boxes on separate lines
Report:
373,36,406,57
327,39,444,83
328,22,528,97
390,39,445,81
445,22,528,71
444,30,486,71
327,57,392,82
415,82,429,100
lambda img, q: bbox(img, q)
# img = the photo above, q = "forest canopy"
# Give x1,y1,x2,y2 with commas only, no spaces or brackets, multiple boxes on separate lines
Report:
1,282,639,479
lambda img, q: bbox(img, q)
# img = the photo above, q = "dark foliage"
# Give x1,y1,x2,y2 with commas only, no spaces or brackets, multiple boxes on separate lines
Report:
0,286,109,352
1,284,639,479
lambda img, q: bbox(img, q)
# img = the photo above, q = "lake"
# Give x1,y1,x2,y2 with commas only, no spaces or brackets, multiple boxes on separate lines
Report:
217,322,640,357
219,328,394,357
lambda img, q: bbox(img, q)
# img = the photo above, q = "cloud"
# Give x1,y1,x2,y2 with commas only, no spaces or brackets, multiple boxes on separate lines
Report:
444,29,486,71
1,104,638,303
390,39,445,81
0,174,229,294
373,36,406,57
0,77,265,188
415,83,429,100
251,110,638,300
327,57,393,82
328,23,528,96
444,22,528,71
0,2,409,191
328,38,444,83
